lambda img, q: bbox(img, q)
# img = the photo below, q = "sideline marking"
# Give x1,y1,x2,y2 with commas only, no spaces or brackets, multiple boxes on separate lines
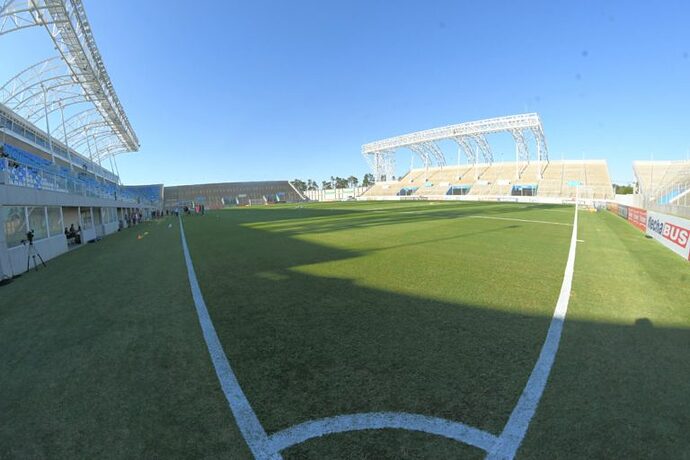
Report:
467,215,572,227
486,205,579,459
267,412,497,453
178,217,278,459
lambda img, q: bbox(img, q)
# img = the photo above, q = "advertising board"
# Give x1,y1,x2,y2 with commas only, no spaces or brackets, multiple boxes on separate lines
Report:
627,206,647,232
646,211,690,260
617,204,628,219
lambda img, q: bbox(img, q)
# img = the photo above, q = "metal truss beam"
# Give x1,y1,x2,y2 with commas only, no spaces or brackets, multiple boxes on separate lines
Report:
530,126,549,163
471,134,493,163
362,149,395,182
362,113,549,180
363,113,547,155
407,144,431,168
0,0,139,163
453,136,476,163
510,129,530,163
0,1,54,35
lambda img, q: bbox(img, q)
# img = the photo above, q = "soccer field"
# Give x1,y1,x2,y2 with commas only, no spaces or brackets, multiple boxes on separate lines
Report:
1,201,689,458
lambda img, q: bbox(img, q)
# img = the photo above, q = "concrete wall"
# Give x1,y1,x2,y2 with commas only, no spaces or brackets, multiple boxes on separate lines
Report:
103,221,119,236
615,194,642,207
304,186,368,201
6,234,68,276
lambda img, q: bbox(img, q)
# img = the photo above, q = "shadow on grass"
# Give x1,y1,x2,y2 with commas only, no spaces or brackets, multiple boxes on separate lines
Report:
0,209,686,459
237,201,571,239
181,210,690,459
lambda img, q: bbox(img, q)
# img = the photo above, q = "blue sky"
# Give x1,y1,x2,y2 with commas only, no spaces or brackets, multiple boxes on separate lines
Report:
3,0,690,185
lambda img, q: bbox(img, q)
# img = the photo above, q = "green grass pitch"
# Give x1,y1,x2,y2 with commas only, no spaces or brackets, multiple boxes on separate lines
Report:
1,201,689,458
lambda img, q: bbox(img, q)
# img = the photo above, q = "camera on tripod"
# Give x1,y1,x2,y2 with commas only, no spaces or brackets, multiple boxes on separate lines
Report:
21,229,35,245
22,229,46,271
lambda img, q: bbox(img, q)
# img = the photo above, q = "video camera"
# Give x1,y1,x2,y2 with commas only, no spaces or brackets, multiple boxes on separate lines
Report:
21,229,35,245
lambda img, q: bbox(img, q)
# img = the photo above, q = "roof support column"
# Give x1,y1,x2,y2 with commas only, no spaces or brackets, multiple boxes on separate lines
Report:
84,126,99,182
58,101,73,171
41,83,55,164
112,154,122,185
536,135,542,180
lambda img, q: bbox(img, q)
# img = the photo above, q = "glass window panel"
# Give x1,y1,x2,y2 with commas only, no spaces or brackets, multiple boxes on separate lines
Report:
80,208,93,229
3,206,27,248
27,207,48,240
47,207,63,237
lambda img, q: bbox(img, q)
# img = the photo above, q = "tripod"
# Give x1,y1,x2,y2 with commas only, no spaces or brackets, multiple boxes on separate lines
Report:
26,241,47,272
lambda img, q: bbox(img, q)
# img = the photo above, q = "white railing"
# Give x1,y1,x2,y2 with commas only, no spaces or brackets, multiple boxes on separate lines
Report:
0,157,157,205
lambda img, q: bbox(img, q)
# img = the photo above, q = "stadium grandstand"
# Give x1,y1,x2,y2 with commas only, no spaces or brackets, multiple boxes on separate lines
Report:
361,160,614,201
633,160,690,217
0,0,162,279
359,114,614,202
163,181,305,210
2,3,689,459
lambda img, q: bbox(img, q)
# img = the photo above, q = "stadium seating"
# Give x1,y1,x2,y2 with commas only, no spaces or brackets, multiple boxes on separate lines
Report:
1,143,161,205
361,160,614,200
633,160,690,205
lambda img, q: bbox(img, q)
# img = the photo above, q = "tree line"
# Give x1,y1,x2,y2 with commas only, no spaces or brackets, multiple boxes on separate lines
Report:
613,184,634,195
292,174,375,192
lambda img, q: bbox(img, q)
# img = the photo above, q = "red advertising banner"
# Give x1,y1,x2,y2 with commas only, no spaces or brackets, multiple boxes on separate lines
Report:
627,206,647,232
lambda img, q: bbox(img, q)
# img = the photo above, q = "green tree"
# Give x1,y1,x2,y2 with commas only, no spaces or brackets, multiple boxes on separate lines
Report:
322,180,333,190
362,173,375,187
291,179,307,192
334,176,349,189
613,184,634,195
347,175,359,188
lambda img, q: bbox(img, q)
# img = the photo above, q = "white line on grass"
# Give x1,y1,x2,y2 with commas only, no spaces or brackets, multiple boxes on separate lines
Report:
467,215,573,227
486,205,580,459
179,202,579,458
178,217,279,460
267,412,498,453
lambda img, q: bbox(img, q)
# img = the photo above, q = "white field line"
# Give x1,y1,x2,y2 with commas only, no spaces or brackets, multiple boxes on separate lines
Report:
267,412,498,453
467,215,572,227
540,208,574,213
486,205,579,459
395,211,571,227
178,217,280,460
179,202,579,458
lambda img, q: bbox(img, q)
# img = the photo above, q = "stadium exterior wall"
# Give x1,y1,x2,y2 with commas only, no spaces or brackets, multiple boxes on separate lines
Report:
0,184,159,279
614,194,642,207
304,187,368,201
164,181,303,209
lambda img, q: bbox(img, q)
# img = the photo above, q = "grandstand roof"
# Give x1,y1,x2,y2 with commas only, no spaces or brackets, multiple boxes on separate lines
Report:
633,160,690,199
0,0,138,164
362,113,549,182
